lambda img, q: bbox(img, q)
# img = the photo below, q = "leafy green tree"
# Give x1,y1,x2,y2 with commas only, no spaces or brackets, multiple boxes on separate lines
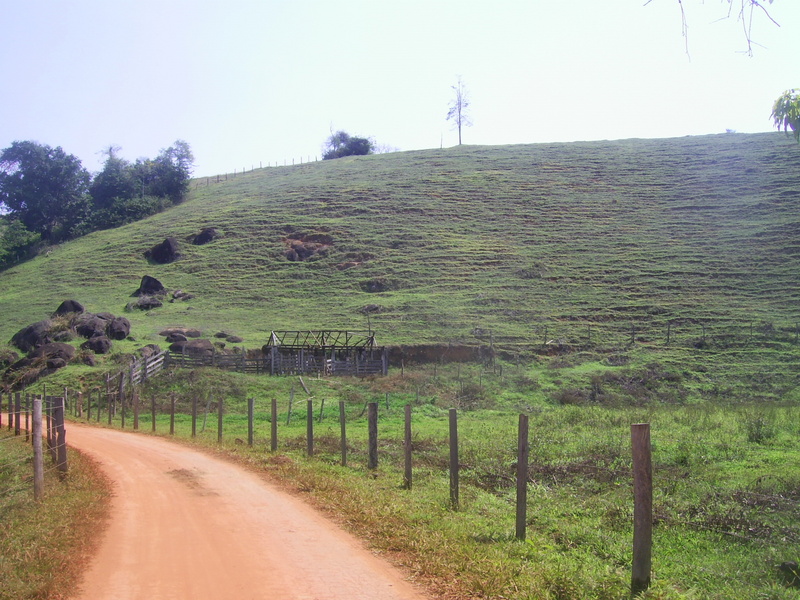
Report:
322,131,374,160
90,145,137,209
771,89,800,142
0,141,91,241
0,218,40,268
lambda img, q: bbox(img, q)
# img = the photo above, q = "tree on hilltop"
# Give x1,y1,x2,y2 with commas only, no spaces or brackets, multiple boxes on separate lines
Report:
446,77,472,146
772,89,800,142
322,131,374,160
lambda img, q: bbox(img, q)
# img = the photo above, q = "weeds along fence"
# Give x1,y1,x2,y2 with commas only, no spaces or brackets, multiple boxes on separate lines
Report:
55,385,657,595
1,393,68,502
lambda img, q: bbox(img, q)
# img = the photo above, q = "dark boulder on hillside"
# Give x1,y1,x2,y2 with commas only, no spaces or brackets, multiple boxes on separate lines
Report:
129,296,163,311
10,320,53,353
3,342,76,387
191,227,220,245
53,300,85,316
30,342,76,363
160,327,202,339
74,313,108,339
81,335,113,354
169,338,214,357
165,332,188,343
106,317,131,340
144,237,180,264
226,335,243,344
133,275,166,297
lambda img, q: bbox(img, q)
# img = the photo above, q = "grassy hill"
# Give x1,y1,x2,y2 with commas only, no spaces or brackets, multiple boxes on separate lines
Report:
1,132,799,400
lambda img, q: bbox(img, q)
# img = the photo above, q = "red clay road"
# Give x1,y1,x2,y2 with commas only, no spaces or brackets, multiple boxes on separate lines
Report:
67,423,429,600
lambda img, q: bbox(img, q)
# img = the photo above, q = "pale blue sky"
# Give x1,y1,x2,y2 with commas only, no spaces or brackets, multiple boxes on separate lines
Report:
2,1,798,177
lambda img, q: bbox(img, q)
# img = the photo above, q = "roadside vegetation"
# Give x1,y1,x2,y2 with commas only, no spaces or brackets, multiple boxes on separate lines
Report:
0,431,110,600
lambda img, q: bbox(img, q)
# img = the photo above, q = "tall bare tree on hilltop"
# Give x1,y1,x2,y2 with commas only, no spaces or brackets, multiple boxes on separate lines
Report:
446,77,472,145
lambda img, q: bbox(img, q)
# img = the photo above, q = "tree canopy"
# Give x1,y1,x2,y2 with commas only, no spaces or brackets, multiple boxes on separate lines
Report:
771,89,800,142
322,131,374,160
0,141,91,241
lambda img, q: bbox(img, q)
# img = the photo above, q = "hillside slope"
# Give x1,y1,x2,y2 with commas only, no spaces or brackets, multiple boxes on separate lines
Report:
1,133,798,361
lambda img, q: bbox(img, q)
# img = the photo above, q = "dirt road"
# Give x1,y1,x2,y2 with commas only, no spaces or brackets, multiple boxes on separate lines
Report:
68,424,429,600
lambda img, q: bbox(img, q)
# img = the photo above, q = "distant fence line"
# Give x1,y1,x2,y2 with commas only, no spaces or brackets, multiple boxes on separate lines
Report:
193,156,320,188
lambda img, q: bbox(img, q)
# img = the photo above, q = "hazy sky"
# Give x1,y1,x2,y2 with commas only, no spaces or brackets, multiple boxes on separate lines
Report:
2,1,799,177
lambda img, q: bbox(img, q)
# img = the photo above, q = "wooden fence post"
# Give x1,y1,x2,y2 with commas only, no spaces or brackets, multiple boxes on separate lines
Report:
339,401,347,467
248,398,255,447
217,397,223,443
306,399,314,456
24,394,30,443
169,393,175,435
54,397,68,478
107,392,112,426
151,396,156,432
368,402,378,470
449,408,459,510
286,388,294,425
14,392,21,436
32,397,43,502
403,404,412,490
191,395,197,437
631,423,653,597
516,414,530,541
270,398,278,451
96,389,101,422
133,389,140,430
318,398,325,423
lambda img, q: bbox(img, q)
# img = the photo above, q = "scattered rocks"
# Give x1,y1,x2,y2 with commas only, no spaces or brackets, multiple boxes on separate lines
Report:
160,327,202,338
144,237,180,264
283,232,333,261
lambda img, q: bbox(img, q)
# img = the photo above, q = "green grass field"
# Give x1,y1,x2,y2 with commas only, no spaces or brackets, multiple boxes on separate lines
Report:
1,132,799,598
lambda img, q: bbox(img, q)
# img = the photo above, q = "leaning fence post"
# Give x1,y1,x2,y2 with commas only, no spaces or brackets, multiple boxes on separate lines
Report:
449,408,459,510
631,423,653,597
32,397,44,502
516,413,530,540
368,402,378,469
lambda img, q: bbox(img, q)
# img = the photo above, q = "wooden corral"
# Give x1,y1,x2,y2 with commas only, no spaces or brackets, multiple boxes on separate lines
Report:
262,330,388,377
